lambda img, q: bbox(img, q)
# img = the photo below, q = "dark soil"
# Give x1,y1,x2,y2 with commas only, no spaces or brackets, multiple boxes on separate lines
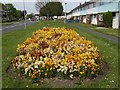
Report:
6,61,109,88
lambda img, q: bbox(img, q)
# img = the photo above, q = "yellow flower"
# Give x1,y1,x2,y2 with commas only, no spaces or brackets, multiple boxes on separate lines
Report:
80,71,84,75
24,63,28,68
91,71,94,74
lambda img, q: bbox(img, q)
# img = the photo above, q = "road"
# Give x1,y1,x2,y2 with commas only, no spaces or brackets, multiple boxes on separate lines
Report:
2,21,37,34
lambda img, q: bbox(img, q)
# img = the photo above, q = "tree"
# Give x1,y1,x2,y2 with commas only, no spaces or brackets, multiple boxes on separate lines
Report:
0,3,7,17
0,3,7,10
53,2,63,17
35,0,50,12
1,3,23,22
27,13,34,19
4,3,23,21
5,3,17,21
16,10,22,20
40,2,51,16
0,3,8,22
39,2,63,18
103,11,113,28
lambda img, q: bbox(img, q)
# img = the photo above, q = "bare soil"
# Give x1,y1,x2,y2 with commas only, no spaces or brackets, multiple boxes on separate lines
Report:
6,61,109,88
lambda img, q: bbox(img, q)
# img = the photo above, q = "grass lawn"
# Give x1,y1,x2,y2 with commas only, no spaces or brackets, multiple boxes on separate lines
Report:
2,21,21,26
73,23,120,38
2,20,119,88
2,22,13,26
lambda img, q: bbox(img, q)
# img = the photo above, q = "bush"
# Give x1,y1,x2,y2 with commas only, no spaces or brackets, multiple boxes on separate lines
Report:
103,11,113,28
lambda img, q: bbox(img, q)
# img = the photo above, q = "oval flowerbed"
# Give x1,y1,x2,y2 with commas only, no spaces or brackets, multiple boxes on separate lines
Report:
12,27,103,83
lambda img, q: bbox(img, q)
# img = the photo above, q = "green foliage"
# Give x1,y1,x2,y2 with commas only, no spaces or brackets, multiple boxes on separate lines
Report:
5,3,17,20
1,3,23,22
16,10,22,20
0,3,7,10
40,2,63,17
103,11,113,27
27,13,34,19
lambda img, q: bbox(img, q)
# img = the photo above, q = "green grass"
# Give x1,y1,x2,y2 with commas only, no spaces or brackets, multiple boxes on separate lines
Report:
73,23,120,38
2,20,119,88
2,21,21,26
2,22,13,26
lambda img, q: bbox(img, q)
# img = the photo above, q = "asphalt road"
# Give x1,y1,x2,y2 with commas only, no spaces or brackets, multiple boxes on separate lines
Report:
2,21,37,34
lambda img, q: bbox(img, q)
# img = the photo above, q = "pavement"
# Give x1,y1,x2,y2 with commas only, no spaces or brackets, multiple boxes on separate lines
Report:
1,20,37,34
69,24,120,44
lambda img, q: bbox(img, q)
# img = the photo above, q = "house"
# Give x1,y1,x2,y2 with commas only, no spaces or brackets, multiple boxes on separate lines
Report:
0,10,9,22
67,0,120,29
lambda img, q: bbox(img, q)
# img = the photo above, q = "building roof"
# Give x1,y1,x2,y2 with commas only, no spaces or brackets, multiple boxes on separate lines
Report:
67,0,120,16
69,1,94,13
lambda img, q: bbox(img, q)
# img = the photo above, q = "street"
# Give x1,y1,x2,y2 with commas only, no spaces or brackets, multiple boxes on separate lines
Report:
2,21,37,34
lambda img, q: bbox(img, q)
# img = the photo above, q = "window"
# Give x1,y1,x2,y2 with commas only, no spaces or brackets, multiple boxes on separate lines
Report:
109,0,114,3
87,5,89,9
83,7,85,10
76,10,78,12
99,2,104,6
80,8,82,11
109,1,112,3
81,7,83,11
93,2,96,7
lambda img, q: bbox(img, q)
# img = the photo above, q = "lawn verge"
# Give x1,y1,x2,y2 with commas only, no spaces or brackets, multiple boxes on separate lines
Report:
71,23,120,38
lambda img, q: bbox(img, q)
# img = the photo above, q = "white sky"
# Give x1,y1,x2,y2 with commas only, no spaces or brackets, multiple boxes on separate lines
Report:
0,0,89,14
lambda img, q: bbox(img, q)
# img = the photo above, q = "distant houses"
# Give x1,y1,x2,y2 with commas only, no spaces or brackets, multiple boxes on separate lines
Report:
0,10,9,22
66,0,120,29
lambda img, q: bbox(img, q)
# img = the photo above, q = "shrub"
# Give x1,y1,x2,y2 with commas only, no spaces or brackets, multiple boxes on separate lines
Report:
103,11,113,28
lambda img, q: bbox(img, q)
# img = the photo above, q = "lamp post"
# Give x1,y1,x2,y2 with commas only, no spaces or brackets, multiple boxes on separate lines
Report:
23,0,26,29
64,2,67,23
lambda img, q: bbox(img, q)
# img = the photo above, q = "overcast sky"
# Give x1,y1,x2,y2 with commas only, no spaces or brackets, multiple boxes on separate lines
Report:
0,0,90,14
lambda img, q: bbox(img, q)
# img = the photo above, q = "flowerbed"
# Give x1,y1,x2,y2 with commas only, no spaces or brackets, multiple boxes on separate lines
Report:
12,27,103,82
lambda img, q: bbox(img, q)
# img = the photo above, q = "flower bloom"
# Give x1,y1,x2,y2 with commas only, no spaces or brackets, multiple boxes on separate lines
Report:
12,27,103,82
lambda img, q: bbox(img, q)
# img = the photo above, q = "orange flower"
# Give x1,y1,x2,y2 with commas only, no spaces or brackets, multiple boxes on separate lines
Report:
87,64,91,67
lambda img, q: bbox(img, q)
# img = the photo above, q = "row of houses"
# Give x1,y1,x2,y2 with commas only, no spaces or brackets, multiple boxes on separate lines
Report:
66,0,120,29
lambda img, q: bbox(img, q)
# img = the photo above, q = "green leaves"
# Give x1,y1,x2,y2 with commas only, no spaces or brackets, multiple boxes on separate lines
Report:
40,2,63,17
103,11,113,28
